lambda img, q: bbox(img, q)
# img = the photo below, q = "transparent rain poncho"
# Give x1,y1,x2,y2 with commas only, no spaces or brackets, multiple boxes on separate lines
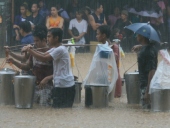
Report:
149,50,170,94
83,42,118,94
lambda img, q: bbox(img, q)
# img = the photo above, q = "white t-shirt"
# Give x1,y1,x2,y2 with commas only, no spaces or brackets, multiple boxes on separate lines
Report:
69,19,88,45
48,46,75,88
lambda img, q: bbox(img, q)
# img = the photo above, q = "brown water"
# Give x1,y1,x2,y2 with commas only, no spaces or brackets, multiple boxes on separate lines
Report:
0,53,169,128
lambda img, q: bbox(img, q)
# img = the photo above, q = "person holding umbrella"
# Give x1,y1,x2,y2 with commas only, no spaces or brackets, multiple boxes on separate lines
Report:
125,23,159,109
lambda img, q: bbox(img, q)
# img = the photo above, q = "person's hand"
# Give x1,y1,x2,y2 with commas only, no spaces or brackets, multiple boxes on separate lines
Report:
74,36,80,42
144,92,150,104
13,25,19,29
21,46,29,52
39,77,49,88
131,45,142,52
16,34,20,41
6,58,14,63
4,46,10,56
24,45,33,52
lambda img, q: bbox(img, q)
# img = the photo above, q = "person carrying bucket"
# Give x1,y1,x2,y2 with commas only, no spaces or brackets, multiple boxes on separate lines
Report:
125,22,160,109
6,25,53,106
25,28,75,108
96,25,121,98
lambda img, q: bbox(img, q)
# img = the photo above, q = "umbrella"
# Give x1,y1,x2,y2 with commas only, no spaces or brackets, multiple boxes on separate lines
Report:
127,8,163,18
124,22,160,42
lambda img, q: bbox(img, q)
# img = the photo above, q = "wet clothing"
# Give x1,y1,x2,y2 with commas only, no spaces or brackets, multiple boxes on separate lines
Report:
111,44,122,97
137,44,158,89
47,46,75,108
29,55,53,85
90,13,105,41
48,46,75,88
51,85,75,108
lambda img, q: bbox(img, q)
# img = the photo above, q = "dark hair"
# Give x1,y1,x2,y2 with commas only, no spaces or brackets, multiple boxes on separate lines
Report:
97,25,111,38
19,21,31,33
112,28,120,35
76,9,84,14
48,28,63,42
32,25,47,40
20,4,28,10
94,3,102,11
85,6,91,14
51,5,58,10
32,2,39,8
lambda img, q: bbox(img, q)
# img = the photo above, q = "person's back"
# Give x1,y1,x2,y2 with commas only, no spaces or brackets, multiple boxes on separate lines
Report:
19,21,34,45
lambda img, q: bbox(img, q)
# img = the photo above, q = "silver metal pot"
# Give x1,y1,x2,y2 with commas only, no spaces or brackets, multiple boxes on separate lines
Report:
14,75,36,109
0,68,19,105
124,72,140,104
85,84,108,108
74,82,82,104
151,89,170,112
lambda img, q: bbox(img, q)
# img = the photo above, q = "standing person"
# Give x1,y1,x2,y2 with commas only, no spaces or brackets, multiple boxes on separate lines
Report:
13,4,28,42
25,28,75,108
6,25,53,105
136,34,158,109
96,25,121,97
67,0,79,19
46,6,64,30
56,3,70,38
68,10,88,52
19,21,34,45
38,0,50,18
113,10,132,52
89,3,107,41
107,7,121,29
27,2,45,29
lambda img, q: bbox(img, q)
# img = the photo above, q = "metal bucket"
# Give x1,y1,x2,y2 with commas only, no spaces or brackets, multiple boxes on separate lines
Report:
124,72,140,104
151,89,170,112
0,68,18,105
85,84,108,108
14,75,36,109
74,82,82,104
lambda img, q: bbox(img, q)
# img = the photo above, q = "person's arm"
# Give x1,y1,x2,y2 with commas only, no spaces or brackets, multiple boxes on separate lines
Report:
58,17,64,29
27,48,53,62
39,75,53,87
46,17,50,29
103,16,107,25
89,15,100,30
131,45,143,52
7,58,31,71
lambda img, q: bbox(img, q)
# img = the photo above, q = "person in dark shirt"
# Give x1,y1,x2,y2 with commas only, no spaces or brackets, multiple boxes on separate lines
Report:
27,2,44,30
89,3,107,41
38,0,50,18
67,0,79,19
19,21,34,45
137,34,158,109
113,10,131,38
113,10,132,52
13,4,28,42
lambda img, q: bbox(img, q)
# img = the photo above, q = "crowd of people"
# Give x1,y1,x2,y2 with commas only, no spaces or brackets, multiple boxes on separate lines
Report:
12,0,170,53
6,0,169,110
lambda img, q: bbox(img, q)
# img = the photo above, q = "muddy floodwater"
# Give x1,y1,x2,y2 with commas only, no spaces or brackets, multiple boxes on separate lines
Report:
0,53,170,128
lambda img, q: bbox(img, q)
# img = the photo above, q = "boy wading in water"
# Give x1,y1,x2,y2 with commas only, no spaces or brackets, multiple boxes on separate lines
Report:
26,28,75,108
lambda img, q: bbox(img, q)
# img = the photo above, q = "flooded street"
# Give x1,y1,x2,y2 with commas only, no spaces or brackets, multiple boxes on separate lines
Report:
0,53,169,128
